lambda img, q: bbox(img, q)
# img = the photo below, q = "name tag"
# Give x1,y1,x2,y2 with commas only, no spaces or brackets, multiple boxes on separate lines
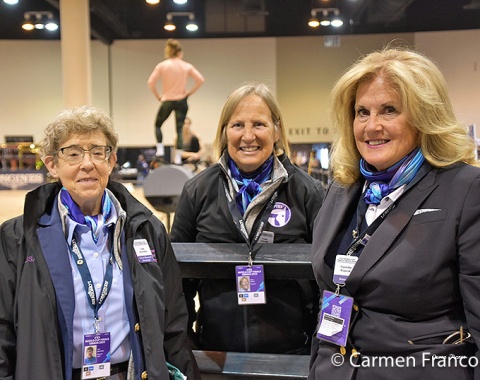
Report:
133,239,157,263
333,255,358,285
257,231,274,244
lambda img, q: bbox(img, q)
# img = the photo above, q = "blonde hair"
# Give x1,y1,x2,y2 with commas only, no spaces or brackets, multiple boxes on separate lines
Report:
329,46,477,185
39,106,118,159
164,38,182,59
213,83,290,160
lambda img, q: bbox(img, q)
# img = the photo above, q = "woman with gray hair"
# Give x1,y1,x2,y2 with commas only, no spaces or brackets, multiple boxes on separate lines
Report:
171,83,324,354
0,106,199,380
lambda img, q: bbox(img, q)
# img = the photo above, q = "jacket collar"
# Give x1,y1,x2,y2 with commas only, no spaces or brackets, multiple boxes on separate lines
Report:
315,162,437,296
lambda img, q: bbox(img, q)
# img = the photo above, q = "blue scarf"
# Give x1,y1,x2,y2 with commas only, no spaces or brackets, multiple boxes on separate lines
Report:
60,188,113,243
229,155,274,215
360,148,425,205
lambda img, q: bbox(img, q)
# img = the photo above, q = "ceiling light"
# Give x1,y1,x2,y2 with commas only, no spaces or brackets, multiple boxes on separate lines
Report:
331,10,343,27
164,14,176,31
22,22,35,31
45,22,59,31
165,12,199,32
308,10,320,28
164,21,176,31
331,18,343,27
308,7,342,28
320,9,331,26
146,0,160,4
308,17,320,28
3,0,19,4
173,0,187,4
22,11,58,32
186,14,198,31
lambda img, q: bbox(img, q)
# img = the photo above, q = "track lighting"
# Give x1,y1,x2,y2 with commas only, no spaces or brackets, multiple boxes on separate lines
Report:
22,11,58,32
164,12,198,32
308,8,343,29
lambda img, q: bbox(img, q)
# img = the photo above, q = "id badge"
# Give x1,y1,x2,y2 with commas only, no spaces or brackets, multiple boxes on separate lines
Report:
82,332,111,379
257,231,274,244
317,290,353,347
236,265,266,305
133,239,157,263
333,255,358,285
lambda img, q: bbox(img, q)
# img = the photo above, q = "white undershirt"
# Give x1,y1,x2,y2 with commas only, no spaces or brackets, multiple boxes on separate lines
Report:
364,183,407,226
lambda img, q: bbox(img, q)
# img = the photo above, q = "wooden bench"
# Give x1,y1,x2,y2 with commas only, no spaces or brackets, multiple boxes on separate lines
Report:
172,243,314,379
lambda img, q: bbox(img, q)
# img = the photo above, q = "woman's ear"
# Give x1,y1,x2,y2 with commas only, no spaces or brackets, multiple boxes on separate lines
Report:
274,123,280,143
43,156,58,178
108,152,117,174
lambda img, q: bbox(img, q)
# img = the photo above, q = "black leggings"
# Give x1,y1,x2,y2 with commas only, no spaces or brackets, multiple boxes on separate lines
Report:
154,98,188,149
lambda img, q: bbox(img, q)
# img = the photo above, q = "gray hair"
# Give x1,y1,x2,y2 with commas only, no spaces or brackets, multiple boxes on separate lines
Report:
39,106,118,159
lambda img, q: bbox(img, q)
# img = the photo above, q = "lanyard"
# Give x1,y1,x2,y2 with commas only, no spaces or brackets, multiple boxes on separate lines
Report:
345,202,396,256
333,202,396,296
69,238,114,333
224,183,278,265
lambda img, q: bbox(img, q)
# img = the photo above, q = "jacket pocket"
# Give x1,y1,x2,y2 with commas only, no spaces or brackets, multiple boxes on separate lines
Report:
411,209,447,224
408,329,472,345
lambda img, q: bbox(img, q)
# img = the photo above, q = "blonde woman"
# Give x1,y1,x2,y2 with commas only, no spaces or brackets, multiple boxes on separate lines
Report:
309,46,480,379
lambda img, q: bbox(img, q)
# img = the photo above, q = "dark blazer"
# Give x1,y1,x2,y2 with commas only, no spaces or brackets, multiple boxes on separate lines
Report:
309,162,480,380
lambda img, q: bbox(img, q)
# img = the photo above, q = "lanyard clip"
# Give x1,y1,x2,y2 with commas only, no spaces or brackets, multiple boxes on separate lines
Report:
93,317,100,334
334,284,344,297
248,252,253,267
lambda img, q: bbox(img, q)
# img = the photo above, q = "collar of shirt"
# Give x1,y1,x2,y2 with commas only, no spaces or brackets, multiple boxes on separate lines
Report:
364,183,406,226
62,202,118,247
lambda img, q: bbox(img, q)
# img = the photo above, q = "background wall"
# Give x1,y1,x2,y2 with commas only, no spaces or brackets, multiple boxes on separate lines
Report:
0,30,479,149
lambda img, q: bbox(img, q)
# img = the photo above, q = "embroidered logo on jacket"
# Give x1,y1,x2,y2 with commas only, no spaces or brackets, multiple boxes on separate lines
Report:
268,202,291,227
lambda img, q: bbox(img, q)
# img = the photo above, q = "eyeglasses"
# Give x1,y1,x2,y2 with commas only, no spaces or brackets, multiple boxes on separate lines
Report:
56,145,112,165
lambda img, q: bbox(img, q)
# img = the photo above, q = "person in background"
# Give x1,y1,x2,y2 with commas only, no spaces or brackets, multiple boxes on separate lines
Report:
180,117,204,165
0,106,199,380
170,83,324,354
135,153,149,184
309,46,480,379
148,38,205,164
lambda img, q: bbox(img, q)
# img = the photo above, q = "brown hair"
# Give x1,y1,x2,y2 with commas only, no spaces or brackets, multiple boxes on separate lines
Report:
164,38,183,59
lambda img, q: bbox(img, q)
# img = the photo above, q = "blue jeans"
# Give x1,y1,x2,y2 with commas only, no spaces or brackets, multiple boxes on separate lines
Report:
155,98,188,149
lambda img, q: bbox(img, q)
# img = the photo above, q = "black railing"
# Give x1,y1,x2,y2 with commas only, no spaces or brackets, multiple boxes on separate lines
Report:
172,243,314,379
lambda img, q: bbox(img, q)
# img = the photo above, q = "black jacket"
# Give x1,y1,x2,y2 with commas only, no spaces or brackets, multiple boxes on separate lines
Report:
309,163,480,379
170,153,324,353
0,181,199,380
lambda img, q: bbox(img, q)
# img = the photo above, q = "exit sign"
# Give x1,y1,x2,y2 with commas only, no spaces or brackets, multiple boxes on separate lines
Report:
324,35,341,47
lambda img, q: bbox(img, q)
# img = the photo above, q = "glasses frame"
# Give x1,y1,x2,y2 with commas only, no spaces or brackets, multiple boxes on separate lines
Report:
56,145,113,165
